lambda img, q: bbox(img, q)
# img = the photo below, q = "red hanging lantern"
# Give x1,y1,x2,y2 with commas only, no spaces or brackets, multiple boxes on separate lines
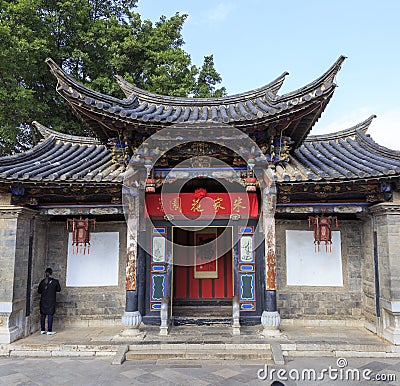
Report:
245,177,257,192
308,215,338,252
145,178,156,193
66,216,96,254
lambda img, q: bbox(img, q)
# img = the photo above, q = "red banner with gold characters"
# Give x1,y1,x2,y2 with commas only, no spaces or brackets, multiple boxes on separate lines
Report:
145,192,258,218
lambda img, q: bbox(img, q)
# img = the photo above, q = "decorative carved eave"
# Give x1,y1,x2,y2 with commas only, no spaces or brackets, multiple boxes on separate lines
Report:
45,56,345,148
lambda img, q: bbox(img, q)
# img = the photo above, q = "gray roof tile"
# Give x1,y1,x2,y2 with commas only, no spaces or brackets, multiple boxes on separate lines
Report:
0,116,399,185
45,57,346,147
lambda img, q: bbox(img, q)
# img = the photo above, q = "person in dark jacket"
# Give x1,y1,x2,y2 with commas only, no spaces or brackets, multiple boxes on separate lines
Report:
38,267,61,335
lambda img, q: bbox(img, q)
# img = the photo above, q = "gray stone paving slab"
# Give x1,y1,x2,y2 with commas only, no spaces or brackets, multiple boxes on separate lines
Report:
0,357,399,385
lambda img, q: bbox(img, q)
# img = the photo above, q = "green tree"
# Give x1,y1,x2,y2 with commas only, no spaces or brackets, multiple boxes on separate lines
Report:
0,1,225,155
193,55,227,98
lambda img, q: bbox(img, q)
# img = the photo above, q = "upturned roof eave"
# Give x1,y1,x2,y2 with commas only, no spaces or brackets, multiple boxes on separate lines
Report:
45,58,138,108
305,115,377,142
33,121,99,145
46,56,344,119
276,55,346,103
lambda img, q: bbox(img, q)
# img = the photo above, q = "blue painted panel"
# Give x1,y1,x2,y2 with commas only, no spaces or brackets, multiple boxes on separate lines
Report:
152,265,165,272
240,303,255,310
240,273,255,301
151,274,166,301
153,227,166,234
239,226,253,234
240,265,254,271
151,303,161,310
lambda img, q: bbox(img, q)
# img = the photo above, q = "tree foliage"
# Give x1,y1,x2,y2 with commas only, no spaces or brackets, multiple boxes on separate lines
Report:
0,0,226,155
193,55,227,98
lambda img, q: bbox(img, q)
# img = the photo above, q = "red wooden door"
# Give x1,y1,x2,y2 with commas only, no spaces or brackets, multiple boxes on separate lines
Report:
173,227,233,300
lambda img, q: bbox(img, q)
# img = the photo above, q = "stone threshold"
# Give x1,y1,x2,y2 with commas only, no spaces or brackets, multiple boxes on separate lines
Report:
281,319,365,327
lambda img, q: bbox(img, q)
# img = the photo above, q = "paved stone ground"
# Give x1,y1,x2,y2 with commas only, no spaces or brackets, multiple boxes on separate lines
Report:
0,357,399,385
6,324,389,346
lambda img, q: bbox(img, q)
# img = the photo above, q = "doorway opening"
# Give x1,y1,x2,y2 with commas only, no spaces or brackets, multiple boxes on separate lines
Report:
172,226,233,320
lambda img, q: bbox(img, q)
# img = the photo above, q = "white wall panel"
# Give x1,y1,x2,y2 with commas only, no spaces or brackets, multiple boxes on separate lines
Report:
66,232,119,287
286,230,343,286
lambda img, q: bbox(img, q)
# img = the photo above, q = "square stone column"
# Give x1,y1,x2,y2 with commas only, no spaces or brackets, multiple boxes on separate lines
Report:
0,202,37,343
370,201,400,344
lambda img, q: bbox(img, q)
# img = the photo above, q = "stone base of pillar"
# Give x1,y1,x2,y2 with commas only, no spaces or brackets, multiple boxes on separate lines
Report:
381,325,400,345
115,311,145,340
232,296,240,336
159,326,169,336
159,296,170,336
0,312,24,344
0,325,19,344
379,304,400,345
122,310,142,328
261,311,281,337
232,324,241,336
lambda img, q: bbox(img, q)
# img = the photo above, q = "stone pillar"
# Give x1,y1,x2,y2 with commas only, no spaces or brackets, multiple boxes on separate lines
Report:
121,188,143,337
370,200,400,345
0,202,36,343
261,180,281,336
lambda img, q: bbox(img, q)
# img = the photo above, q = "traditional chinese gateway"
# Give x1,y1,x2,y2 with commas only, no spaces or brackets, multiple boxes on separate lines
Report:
1,56,400,344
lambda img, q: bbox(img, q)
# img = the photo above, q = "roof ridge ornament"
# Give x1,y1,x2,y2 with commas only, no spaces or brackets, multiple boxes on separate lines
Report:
33,121,99,145
277,55,346,103
45,58,139,108
305,115,377,142
114,71,290,103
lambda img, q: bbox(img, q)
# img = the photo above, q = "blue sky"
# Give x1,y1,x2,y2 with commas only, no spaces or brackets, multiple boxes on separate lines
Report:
136,0,400,150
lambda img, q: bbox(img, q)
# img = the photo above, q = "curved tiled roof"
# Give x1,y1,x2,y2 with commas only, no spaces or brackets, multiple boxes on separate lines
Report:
276,115,400,182
46,56,346,147
0,117,399,185
115,71,289,102
34,121,100,145
0,124,123,183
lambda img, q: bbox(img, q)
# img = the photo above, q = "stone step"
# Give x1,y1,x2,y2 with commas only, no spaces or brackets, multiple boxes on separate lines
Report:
3,343,118,357
173,317,232,326
125,345,272,361
173,305,232,318
128,343,271,351
125,342,272,360
281,342,393,358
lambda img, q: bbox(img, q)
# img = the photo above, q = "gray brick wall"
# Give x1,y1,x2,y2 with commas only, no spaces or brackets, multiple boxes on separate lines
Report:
360,216,376,324
372,204,400,300
13,215,30,302
0,215,17,303
0,206,36,342
30,218,50,332
43,221,127,327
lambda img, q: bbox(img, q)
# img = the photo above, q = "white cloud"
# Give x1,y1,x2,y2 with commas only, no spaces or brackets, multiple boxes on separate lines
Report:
368,109,400,151
207,3,237,23
313,108,400,151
